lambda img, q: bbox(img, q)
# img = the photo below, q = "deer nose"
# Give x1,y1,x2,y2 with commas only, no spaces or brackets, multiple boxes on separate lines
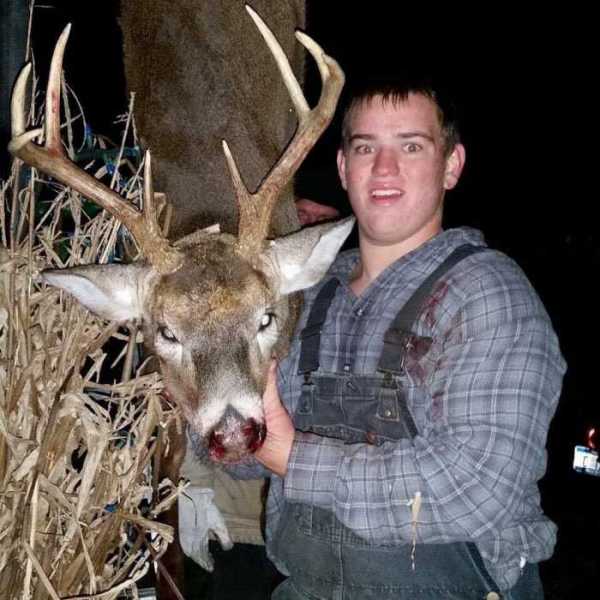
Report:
242,418,266,453
208,411,266,462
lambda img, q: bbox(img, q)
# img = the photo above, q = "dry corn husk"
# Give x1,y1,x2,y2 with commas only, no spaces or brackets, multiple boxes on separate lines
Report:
0,78,180,599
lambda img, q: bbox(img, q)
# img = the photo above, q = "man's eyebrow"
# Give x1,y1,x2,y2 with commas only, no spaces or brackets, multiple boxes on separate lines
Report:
347,133,376,143
396,131,435,142
347,131,435,143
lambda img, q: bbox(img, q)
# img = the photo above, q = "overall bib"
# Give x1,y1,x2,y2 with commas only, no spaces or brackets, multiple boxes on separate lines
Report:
271,246,543,600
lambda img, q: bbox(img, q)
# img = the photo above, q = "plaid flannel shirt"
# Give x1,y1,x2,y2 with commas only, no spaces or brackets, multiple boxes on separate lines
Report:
265,226,566,591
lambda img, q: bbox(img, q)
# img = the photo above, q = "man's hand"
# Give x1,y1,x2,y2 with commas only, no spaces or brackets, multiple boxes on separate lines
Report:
295,198,340,226
255,360,294,477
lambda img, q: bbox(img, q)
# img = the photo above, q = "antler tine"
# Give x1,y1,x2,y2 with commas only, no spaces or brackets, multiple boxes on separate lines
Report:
45,22,70,154
222,139,252,210
226,6,345,256
142,150,162,237
8,25,182,273
246,6,310,118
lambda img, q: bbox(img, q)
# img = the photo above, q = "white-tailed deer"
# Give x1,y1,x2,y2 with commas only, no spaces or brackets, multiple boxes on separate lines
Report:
10,6,348,467
10,6,348,597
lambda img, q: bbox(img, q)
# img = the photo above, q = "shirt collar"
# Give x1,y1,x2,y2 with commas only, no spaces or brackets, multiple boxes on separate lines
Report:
327,227,487,290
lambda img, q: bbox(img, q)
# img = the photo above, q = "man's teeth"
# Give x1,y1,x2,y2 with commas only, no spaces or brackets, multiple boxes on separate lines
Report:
372,189,401,197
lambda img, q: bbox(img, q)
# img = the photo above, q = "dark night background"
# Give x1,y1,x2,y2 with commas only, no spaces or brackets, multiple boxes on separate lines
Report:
1,1,598,597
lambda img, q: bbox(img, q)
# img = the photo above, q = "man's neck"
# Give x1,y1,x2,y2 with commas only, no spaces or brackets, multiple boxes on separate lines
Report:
350,229,441,296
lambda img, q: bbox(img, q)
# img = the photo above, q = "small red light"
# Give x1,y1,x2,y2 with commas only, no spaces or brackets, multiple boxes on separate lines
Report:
587,428,597,450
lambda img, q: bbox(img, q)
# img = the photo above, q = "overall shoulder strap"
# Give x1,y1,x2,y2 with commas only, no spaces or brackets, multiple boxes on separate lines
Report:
297,278,340,374
378,244,488,374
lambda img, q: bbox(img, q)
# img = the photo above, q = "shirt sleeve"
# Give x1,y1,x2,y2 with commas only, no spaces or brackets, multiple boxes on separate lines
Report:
282,265,566,545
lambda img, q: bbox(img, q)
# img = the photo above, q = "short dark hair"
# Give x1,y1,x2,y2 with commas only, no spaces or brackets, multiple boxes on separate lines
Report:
340,78,461,155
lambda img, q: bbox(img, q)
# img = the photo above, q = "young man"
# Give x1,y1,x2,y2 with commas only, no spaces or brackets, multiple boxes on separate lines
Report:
254,82,566,599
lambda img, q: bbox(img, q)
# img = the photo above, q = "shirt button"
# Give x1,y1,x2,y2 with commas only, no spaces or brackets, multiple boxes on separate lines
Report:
357,307,364,316
383,409,392,418
343,363,351,372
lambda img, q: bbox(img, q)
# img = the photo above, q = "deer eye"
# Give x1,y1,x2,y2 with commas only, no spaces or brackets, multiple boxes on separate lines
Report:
259,312,275,332
158,326,178,343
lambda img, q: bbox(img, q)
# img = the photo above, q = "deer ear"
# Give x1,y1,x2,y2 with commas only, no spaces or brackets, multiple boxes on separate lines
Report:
41,263,151,322
265,216,354,295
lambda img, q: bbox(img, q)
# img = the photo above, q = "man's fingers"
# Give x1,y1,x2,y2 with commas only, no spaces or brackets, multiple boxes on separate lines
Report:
295,198,340,226
266,359,277,388
263,359,280,407
269,358,277,376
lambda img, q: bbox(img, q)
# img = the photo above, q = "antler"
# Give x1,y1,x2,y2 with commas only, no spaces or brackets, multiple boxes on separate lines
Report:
9,25,182,273
222,5,345,257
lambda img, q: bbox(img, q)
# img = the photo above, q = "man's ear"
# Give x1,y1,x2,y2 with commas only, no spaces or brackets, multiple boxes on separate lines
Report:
42,263,152,322
336,148,348,191
443,143,466,190
264,217,355,295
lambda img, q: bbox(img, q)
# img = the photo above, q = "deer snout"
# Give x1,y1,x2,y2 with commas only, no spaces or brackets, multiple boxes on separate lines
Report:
207,407,266,463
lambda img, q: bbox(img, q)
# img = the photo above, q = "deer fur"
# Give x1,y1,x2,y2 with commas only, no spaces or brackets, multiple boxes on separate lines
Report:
119,0,306,238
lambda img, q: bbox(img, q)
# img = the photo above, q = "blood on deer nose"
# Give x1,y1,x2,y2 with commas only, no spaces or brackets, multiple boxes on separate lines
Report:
208,430,227,461
207,409,266,462
243,418,266,453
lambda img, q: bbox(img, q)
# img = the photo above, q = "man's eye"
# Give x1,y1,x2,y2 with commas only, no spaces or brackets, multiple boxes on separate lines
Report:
159,326,178,343
259,312,275,331
404,142,421,153
354,144,373,155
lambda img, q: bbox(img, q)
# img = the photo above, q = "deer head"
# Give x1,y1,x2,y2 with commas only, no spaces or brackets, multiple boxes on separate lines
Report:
9,6,350,463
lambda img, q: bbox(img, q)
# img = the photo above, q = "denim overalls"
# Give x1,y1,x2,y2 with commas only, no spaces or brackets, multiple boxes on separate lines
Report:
271,246,544,600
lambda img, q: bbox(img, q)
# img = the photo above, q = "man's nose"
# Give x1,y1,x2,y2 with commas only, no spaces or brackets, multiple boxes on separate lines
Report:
372,147,399,176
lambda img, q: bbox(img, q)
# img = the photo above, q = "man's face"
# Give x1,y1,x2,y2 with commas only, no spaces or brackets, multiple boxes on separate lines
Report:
337,93,465,252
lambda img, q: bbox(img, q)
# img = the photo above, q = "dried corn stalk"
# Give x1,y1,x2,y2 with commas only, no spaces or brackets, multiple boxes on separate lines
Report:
0,83,181,599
